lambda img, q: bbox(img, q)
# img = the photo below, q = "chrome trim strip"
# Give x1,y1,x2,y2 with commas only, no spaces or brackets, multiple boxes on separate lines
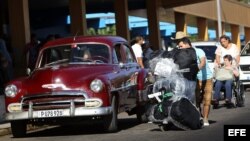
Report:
22,100,85,107
21,91,88,101
110,84,137,92
5,106,112,120
28,102,33,118
242,82,250,85
21,91,88,109
70,100,75,116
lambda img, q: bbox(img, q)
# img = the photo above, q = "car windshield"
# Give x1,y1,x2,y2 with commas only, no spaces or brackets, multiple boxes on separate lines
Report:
195,45,217,61
241,43,250,56
38,44,109,68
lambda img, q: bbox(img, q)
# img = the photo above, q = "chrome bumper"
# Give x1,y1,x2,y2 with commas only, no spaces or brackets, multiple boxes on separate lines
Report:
240,80,250,85
137,84,153,102
5,106,112,121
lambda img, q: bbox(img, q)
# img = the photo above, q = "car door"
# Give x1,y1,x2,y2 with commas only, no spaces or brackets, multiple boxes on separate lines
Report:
120,44,140,109
110,43,129,111
239,42,250,86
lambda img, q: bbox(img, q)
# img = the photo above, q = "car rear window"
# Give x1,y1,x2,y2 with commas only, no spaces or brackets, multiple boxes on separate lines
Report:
195,45,217,61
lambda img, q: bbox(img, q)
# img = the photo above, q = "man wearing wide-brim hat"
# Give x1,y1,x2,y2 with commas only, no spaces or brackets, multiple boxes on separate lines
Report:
172,31,213,127
171,33,199,103
171,31,189,41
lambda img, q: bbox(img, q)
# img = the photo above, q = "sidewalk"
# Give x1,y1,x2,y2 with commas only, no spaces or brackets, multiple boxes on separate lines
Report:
0,95,43,136
0,122,11,136
0,95,10,136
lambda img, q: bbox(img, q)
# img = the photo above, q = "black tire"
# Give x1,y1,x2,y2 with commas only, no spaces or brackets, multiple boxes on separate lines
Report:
231,89,237,108
11,120,27,138
136,104,149,123
158,123,174,131
236,83,245,107
103,96,118,132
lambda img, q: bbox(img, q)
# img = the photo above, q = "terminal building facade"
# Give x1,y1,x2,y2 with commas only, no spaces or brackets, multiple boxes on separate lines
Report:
1,0,250,77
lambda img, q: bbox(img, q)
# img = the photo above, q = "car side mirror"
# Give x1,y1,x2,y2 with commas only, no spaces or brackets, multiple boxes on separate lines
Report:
119,62,125,69
26,68,31,76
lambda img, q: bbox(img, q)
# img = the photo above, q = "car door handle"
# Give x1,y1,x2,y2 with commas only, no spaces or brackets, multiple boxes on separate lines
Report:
126,65,134,70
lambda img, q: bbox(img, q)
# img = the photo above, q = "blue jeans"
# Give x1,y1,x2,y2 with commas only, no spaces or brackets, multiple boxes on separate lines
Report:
214,80,233,101
183,79,197,104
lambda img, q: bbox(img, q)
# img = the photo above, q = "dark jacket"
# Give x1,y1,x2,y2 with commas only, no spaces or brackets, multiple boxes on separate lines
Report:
162,47,199,81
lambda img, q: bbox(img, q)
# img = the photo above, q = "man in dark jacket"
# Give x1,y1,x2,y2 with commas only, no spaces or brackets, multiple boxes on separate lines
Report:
163,32,199,103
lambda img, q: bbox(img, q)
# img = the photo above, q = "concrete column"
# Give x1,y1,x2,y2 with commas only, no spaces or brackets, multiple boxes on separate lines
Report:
114,0,130,41
214,21,219,40
8,0,30,77
0,0,7,36
244,27,250,44
222,22,226,35
215,21,226,39
174,12,187,33
197,17,208,41
146,0,161,50
230,24,241,49
69,0,87,36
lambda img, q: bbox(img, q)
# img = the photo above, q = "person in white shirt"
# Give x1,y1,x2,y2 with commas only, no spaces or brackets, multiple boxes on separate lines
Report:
215,35,240,67
131,36,145,68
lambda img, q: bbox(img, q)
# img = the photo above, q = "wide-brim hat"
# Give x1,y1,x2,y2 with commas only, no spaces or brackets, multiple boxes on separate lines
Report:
171,31,189,40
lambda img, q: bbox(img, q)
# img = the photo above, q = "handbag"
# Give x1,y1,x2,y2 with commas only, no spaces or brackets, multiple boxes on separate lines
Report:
214,67,234,81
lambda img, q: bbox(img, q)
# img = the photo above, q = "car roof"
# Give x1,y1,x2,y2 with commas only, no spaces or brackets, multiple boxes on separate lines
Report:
192,41,220,47
191,41,219,61
42,35,128,49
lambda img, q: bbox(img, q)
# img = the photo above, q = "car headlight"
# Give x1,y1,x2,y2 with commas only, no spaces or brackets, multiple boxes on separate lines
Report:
90,79,103,93
5,85,18,98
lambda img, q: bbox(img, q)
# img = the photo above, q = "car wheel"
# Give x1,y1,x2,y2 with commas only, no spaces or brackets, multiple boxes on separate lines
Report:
231,89,237,108
236,94,245,107
103,96,118,132
136,104,149,123
236,83,245,107
11,120,27,138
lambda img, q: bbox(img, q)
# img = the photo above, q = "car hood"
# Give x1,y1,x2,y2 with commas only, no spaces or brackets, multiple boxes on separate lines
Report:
22,64,116,94
240,56,250,65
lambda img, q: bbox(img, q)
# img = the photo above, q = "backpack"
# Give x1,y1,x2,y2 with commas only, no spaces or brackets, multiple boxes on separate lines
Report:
162,48,199,81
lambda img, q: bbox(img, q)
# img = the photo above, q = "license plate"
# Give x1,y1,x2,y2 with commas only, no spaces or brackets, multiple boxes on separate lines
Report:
38,110,64,118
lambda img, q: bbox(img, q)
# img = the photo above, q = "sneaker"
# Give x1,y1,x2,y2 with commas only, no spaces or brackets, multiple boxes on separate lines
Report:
225,100,234,109
203,119,209,126
213,104,219,109
212,100,219,109
226,102,234,109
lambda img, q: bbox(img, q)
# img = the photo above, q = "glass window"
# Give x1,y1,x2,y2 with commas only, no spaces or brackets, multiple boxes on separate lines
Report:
38,44,109,67
72,44,109,63
123,45,136,63
39,45,71,67
114,44,122,63
195,45,217,61
241,43,250,56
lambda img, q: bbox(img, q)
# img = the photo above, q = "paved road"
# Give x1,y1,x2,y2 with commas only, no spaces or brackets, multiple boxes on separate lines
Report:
0,95,5,123
0,91,250,141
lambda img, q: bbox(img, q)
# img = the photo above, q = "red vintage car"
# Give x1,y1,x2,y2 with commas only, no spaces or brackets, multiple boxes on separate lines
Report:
4,36,152,137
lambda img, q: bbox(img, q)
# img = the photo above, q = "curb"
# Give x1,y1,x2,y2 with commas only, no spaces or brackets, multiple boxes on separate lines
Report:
0,123,11,136
0,123,47,136
0,128,11,136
